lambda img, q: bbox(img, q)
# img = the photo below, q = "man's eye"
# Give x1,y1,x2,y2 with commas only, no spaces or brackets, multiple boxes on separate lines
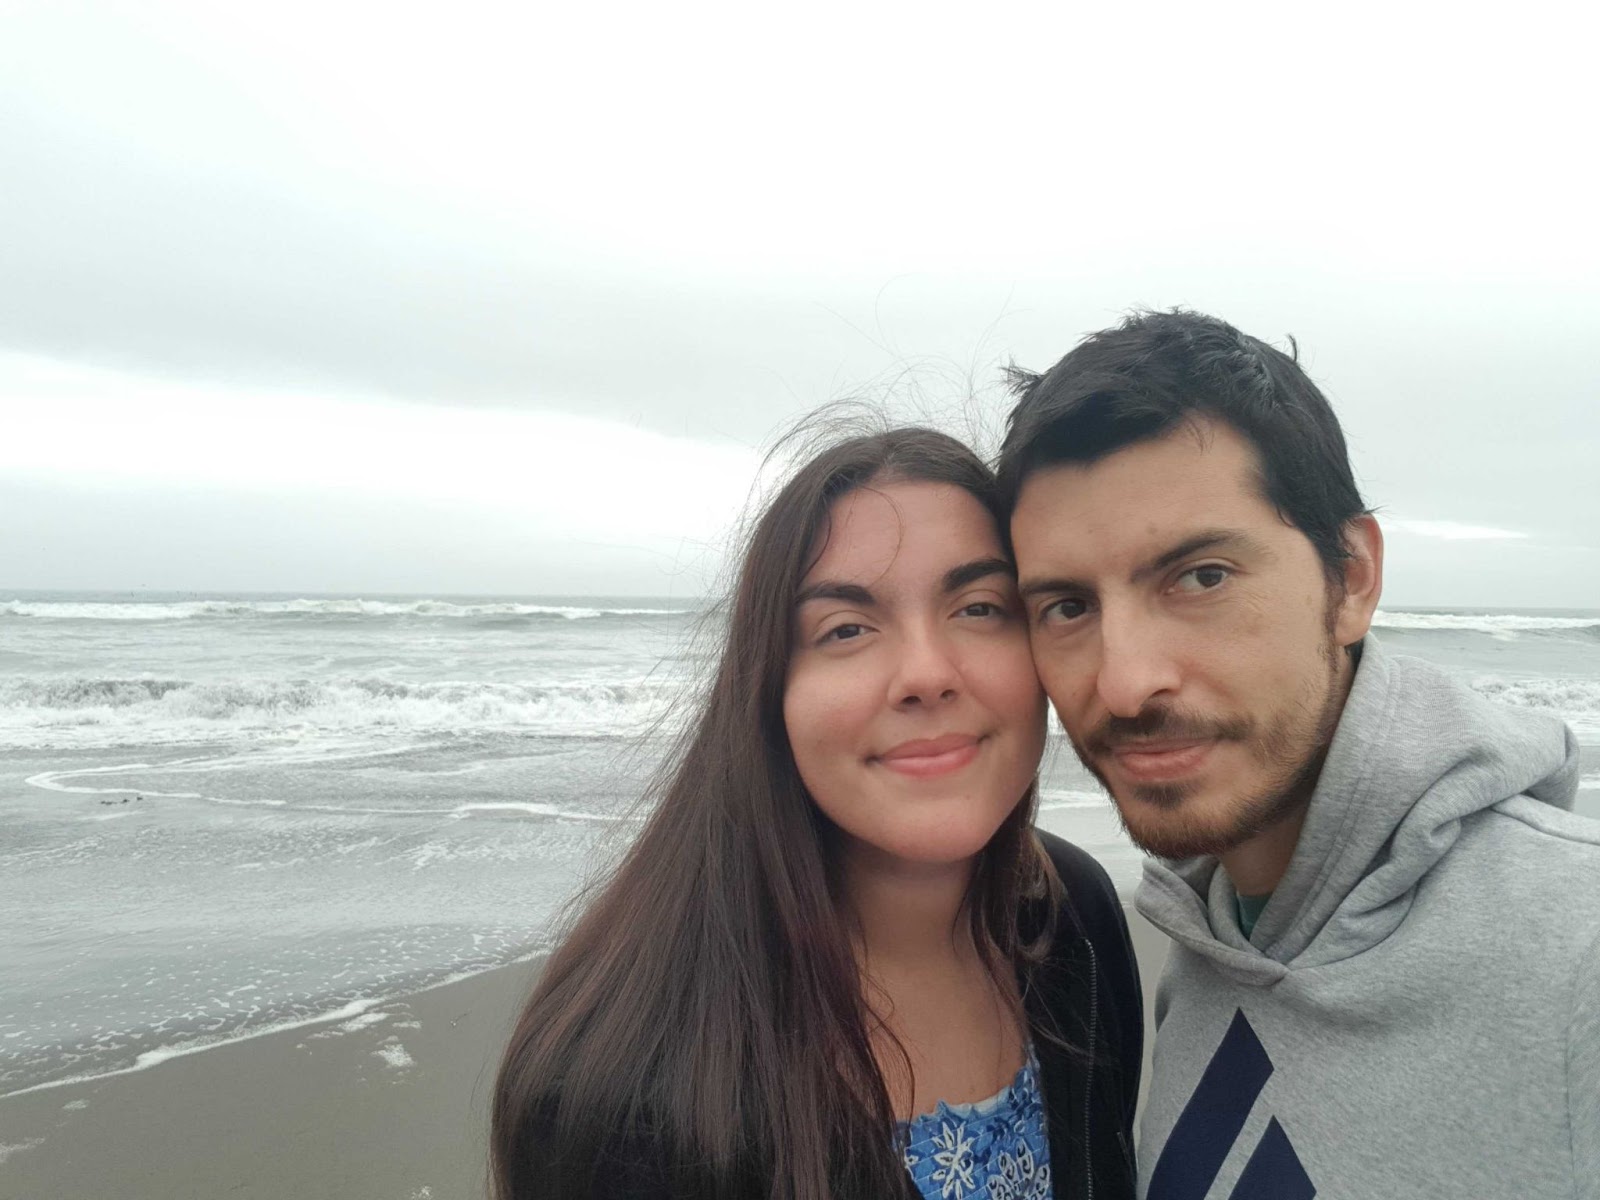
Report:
1174,565,1230,593
958,602,1001,619
1041,597,1089,623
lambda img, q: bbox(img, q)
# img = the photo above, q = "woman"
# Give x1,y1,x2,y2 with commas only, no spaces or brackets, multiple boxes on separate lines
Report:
491,428,1141,1200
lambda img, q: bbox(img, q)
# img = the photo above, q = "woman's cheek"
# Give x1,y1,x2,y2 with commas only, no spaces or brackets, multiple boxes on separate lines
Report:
784,663,864,774
970,637,1045,717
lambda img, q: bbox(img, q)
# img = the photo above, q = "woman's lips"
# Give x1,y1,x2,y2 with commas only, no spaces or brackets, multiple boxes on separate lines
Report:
876,734,982,778
1108,738,1215,783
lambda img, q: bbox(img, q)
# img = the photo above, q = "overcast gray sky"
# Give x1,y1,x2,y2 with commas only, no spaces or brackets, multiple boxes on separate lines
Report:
3,1,1596,606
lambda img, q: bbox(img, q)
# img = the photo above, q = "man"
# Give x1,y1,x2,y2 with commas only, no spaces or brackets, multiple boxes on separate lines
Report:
998,309,1599,1199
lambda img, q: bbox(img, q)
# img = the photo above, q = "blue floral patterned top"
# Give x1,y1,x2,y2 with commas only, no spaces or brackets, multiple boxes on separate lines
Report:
897,1048,1051,1200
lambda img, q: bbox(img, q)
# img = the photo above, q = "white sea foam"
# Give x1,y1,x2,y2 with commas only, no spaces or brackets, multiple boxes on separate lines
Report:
0,1138,44,1164
0,676,687,748
373,1042,414,1070
1374,610,1600,636
0,597,694,622
337,1011,390,1034
448,802,621,822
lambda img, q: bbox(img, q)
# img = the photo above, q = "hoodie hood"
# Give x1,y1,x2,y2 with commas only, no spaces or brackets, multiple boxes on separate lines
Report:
1135,635,1580,984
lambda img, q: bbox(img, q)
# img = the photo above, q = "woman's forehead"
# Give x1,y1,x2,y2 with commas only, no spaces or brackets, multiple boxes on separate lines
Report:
801,482,1001,588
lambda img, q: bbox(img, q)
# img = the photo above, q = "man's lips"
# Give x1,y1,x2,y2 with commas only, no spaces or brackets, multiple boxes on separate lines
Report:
875,733,982,778
1105,738,1215,783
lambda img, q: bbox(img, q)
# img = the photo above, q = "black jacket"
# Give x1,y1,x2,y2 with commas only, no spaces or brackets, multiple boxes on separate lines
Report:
1024,829,1143,1200
535,829,1143,1199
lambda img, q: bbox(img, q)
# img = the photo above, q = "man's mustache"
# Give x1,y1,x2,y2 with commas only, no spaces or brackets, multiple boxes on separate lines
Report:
1082,706,1253,758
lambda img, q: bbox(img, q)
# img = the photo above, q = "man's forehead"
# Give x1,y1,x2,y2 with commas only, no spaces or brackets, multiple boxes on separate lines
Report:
1022,418,1258,497
1009,427,1278,571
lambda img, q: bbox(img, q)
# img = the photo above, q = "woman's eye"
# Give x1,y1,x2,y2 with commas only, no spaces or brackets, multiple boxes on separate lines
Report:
1174,565,1230,593
821,623,866,643
957,601,1001,619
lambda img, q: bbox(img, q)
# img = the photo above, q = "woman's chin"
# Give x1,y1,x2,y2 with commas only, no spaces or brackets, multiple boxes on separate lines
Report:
846,819,1010,870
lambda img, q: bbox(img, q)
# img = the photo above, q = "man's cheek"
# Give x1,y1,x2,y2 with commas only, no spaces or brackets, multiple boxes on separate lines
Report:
1032,657,1073,705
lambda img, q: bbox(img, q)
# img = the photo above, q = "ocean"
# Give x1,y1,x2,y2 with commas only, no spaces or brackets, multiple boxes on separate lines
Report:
3,592,1598,1099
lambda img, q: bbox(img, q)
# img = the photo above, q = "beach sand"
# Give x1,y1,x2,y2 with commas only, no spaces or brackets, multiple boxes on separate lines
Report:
0,917,1170,1200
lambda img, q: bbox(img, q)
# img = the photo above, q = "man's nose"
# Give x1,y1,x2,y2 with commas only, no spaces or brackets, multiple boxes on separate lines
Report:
889,626,961,708
1095,607,1180,718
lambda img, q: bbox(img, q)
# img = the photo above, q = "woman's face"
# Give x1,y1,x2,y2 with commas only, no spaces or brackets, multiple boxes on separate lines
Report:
783,479,1046,868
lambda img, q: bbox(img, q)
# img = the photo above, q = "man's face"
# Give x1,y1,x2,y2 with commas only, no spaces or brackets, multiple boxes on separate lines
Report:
1010,418,1374,860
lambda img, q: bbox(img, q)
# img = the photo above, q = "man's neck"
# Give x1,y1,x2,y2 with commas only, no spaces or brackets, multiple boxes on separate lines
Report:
1219,800,1311,896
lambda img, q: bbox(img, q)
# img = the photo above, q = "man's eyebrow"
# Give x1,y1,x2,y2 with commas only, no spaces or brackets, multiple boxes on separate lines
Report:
1019,574,1088,603
1019,530,1267,601
794,580,876,607
1133,529,1265,582
942,557,1015,594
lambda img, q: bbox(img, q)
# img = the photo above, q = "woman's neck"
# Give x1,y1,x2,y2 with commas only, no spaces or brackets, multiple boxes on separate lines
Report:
840,841,1025,1118
840,841,977,970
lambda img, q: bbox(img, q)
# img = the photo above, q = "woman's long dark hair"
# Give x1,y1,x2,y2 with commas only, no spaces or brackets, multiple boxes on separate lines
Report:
490,426,1056,1200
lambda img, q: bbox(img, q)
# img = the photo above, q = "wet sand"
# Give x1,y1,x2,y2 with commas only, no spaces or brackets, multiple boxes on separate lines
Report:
0,917,1169,1200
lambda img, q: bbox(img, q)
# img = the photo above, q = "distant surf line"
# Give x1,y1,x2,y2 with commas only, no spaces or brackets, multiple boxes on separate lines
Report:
1372,610,1600,635
0,597,699,622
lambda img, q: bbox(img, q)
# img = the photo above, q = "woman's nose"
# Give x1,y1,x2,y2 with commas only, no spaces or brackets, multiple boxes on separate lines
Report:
889,629,961,708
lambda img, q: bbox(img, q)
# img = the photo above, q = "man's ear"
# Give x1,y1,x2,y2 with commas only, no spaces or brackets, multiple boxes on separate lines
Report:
1333,514,1384,647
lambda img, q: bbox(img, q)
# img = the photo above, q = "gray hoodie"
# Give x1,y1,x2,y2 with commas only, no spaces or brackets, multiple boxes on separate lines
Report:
1135,636,1600,1200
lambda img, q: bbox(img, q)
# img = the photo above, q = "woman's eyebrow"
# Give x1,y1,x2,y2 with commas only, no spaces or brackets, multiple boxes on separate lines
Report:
942,557,1015,594
794,581,876,607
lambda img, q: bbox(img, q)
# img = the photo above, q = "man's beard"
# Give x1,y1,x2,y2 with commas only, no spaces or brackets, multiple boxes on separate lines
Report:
1070,635,1347,861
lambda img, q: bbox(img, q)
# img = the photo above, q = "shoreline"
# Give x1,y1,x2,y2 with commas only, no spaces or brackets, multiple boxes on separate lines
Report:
0,952,549,1104
0,912,1169,1200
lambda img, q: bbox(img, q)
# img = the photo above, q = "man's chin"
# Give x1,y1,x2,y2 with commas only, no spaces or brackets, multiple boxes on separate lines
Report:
1111,786,1254,860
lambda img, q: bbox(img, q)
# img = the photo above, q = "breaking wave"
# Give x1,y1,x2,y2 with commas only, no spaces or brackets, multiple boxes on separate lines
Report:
0,676,689,747
1468,675,1600,734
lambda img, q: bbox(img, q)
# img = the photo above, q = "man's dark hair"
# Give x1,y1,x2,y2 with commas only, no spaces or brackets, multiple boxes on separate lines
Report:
996,308,1369,582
